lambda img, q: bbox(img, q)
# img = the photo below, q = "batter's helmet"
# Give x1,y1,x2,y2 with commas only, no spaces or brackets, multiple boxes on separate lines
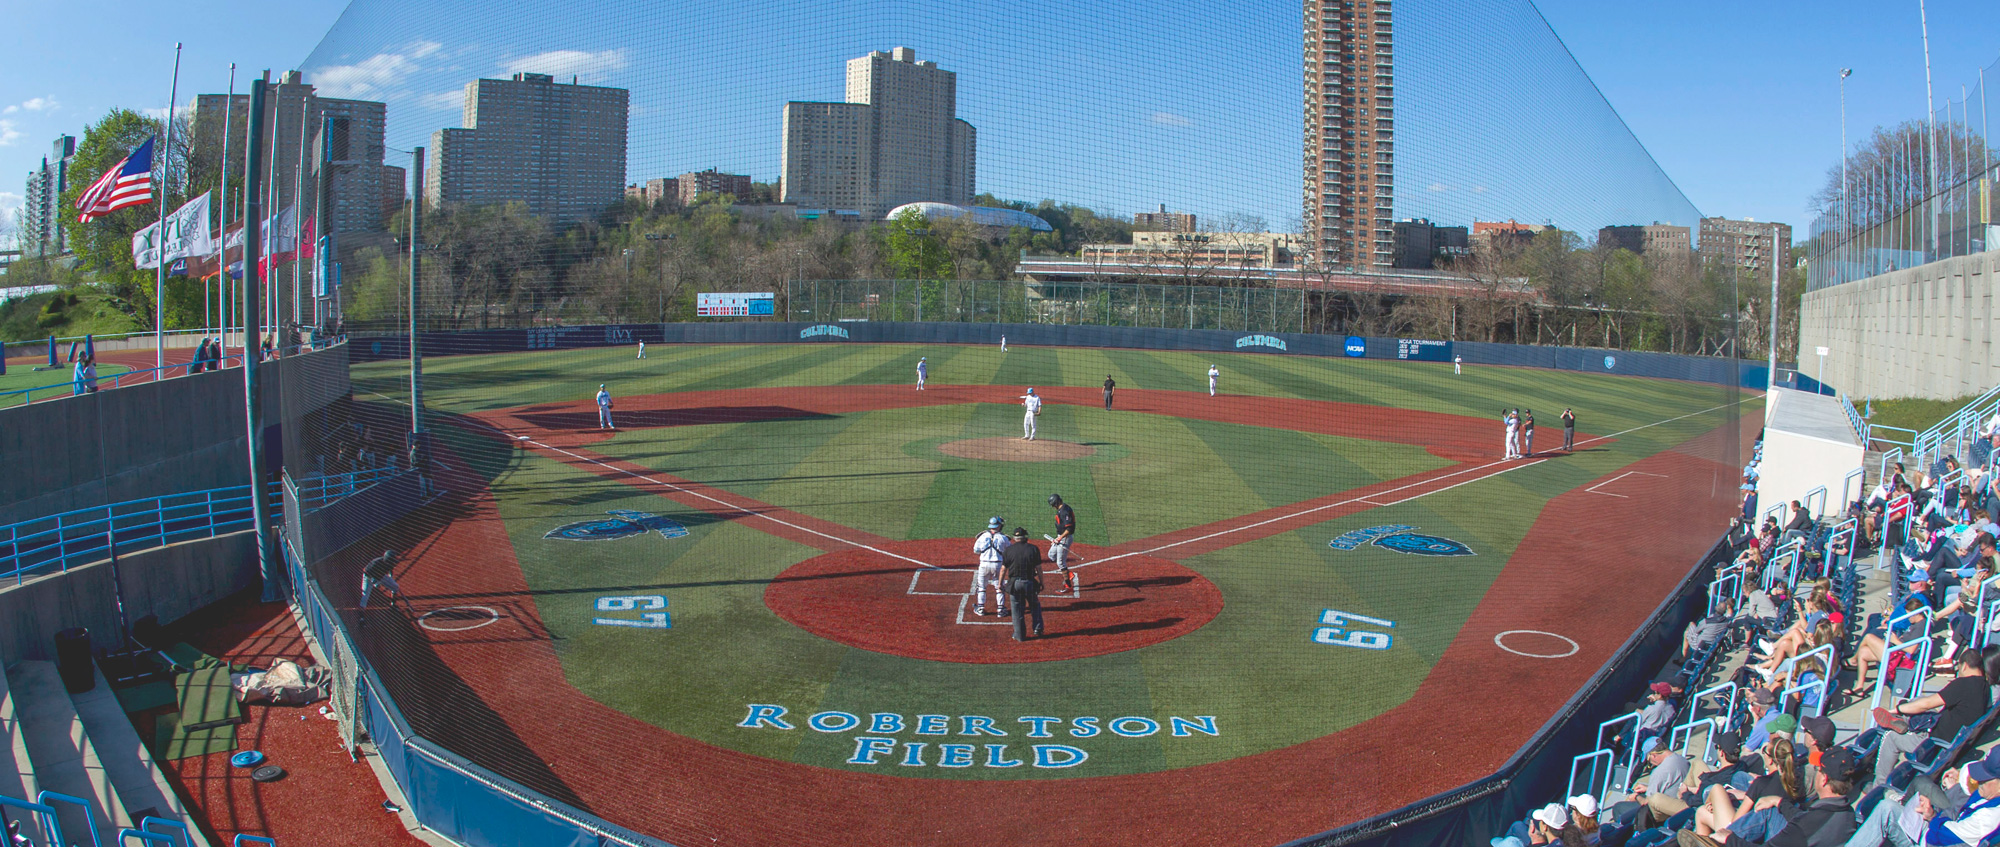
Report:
1047,494,1062,507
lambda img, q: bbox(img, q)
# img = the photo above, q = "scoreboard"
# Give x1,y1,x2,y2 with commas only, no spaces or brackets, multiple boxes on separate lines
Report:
697,292,775,317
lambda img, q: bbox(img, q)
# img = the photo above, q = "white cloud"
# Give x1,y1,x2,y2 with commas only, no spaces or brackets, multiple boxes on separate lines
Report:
1427,182,1452,193
502,49,629,83
312,40,445,99
417,90,465,111
0,120,21,146
0,192,20,236
1148,111,1194,128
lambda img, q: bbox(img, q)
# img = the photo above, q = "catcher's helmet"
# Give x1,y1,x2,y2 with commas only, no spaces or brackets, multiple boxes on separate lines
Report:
1047,494,1062,507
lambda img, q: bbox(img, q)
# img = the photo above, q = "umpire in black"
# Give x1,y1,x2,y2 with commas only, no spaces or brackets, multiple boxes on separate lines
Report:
1002,527,1045,640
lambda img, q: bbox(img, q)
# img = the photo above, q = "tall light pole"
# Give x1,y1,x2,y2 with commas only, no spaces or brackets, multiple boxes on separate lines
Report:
1919,0,1940,258
1766,223,1782,424
1841,68,1852,281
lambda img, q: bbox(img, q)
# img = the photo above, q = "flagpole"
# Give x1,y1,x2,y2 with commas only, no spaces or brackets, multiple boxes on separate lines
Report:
218,63,234,357
155,42,184,373
292,91,309,339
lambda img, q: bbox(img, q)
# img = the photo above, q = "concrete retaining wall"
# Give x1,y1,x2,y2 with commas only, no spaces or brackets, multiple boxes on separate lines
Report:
0,531,257,665
0,344,352,527
1799,250,2000,401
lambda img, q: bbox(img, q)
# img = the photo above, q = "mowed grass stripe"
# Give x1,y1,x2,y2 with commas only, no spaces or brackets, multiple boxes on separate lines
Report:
754,405,968,541
1078,407,1264,545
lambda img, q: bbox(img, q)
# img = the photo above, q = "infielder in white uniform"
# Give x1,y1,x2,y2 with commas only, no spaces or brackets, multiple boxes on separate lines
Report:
1502,409,1519,459
915,357,927,390
637,341,645,359
1208,365,1219,396
597,384,615,430
1021,388,1042,440
971,516,1011,616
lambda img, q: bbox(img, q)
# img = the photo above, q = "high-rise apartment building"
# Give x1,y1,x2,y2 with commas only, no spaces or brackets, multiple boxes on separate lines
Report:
1304,0,1395,271
193,71,393,236
20,135,76,256
1699,217,1791,279
1598,223,1692,256
781,48,975,220
677,169,753,205
1133,204,1197,233
428,72,629,224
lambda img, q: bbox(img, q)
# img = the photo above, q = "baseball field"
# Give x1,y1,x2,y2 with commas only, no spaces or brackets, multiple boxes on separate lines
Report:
340,341,1755,845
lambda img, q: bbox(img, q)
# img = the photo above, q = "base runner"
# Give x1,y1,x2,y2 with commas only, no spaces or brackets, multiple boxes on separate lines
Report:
1048,494,1079,593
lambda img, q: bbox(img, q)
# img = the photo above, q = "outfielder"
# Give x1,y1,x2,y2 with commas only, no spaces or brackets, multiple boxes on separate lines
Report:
1453,354,1462,375
1000,335,1008,352
637,341,646,359
596,384,615,430
916,356,928,390
1048,493,1079,593
1021,388,1042,440
971,516,1011,616
1208,364,1220,396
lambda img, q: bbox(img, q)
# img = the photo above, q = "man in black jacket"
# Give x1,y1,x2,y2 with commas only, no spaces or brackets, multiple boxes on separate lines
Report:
1001,528,1045,641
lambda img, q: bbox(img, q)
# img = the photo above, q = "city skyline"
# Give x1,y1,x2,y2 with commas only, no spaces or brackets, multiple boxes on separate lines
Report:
2,0,1997,247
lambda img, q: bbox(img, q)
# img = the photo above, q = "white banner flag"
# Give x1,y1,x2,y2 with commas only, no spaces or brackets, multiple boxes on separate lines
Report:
132,192,215,270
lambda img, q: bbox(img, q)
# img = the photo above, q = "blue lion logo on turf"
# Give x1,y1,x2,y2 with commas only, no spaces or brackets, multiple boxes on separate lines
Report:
1371,533,1474,557
545,510,690,541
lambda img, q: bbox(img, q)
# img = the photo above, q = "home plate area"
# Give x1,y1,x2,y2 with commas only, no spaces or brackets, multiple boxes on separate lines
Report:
763,539,1223,663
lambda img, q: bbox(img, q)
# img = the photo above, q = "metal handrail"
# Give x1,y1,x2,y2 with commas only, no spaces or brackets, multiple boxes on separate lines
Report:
36,791,104,847
1566,749,1616,810
286,465,407,514
1594,709,1644,791
0,483,279,584
0,793,63,847
1669,716,1723,765
1839,391,1871,445
1874,628,1934,709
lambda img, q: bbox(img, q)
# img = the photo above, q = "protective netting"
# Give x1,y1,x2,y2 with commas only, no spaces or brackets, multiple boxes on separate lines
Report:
256,2,1747,844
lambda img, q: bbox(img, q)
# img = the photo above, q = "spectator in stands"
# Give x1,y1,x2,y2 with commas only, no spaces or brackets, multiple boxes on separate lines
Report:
1620,738,1691,828
1743,482,1760,524
1847,745,2000,847
1935,559,1997,668
1797,716,1836,786
1685,599,1737,660
1637,682,1677,748
1750,600,1833,677
1690,733,1806,843
1783,501,1816,544
1870,646,1999,789
1743,689,1785,751
1567,795,1602,846
1849,594,1934,697
1685,747,1857,847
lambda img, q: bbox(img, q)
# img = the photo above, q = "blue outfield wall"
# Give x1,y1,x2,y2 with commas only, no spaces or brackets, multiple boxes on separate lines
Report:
350,321,1770,389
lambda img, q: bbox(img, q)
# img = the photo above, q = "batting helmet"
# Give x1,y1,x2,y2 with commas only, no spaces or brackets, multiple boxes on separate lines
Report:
1047,494,1062,507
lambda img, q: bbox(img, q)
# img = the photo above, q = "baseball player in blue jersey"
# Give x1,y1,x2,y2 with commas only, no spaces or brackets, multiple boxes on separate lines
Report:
596,384,615,430
916,357,928,390
971,516,1010,616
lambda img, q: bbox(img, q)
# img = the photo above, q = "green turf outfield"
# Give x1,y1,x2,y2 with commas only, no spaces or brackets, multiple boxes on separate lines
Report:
0,361,132,406
356,343,1749,779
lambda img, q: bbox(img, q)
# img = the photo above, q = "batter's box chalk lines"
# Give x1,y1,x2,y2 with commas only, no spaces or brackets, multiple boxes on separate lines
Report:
1584,471,1670,498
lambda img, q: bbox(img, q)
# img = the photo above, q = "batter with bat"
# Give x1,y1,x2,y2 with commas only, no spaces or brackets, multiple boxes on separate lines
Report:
1048,493,1079,593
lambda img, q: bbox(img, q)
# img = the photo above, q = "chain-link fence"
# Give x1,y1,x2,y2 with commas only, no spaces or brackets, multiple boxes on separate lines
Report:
787,279,1304,333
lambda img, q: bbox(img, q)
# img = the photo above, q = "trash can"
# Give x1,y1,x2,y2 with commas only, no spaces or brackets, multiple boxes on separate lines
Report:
54,627,94,693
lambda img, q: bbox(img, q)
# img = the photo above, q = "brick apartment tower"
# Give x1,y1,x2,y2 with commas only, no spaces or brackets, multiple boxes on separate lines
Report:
1303,0,1394,271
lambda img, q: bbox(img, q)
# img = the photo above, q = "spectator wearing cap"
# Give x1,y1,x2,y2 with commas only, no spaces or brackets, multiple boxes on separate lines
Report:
1847,745,2000,847
1796,715,1836,787
1567,795,1601,846
1530,803,1568,845
1618,738,1691,828
1636,682,1677,749
1743,688,1784,751
1871,647,1998,790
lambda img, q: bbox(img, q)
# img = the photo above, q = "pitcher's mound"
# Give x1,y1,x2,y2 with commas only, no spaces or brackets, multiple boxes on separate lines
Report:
939,437,1096,462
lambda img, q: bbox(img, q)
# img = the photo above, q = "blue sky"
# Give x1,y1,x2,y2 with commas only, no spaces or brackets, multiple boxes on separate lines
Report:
2,0,1996,245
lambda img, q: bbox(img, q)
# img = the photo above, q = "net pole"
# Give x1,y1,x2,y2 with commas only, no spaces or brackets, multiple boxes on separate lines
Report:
241,78,278,602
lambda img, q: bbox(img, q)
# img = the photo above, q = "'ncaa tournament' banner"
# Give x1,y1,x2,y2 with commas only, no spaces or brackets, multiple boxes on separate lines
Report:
1395,338,1453,362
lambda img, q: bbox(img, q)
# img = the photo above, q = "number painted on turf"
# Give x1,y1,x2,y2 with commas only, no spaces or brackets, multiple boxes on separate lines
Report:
594,595,671,629
1312,609,1394,650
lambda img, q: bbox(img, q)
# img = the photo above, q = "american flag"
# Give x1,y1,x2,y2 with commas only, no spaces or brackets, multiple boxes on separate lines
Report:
75,137,156,223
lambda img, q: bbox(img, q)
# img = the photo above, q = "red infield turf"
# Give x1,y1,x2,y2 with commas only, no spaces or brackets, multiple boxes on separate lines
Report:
347,384,1746,846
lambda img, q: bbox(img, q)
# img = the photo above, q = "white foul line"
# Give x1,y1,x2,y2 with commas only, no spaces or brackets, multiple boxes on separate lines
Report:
1584,471,1670,499
1081,397,1746,568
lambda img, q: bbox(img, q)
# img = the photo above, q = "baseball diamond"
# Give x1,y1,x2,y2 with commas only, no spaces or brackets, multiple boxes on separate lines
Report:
332,341,1752,845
